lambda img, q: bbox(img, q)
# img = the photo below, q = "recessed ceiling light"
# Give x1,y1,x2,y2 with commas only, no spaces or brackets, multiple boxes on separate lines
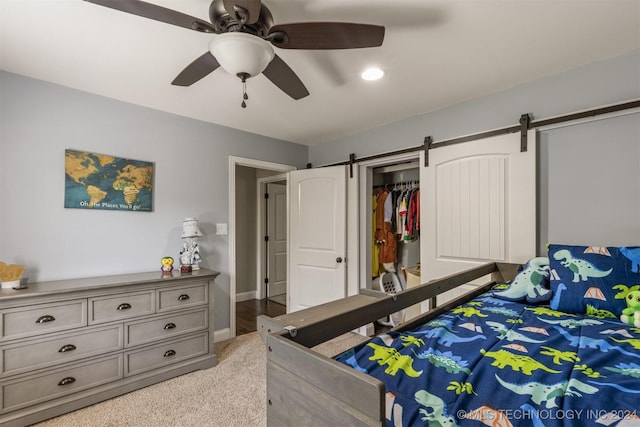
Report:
361,67,384,81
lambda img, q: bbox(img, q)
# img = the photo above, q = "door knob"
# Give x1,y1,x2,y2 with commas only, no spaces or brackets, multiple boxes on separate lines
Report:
336,257,343,263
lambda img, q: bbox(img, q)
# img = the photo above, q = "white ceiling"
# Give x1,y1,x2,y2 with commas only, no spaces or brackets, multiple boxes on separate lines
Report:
1,0,639,146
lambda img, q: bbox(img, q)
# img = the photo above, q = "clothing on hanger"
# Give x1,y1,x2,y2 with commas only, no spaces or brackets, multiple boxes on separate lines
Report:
375,189,397,268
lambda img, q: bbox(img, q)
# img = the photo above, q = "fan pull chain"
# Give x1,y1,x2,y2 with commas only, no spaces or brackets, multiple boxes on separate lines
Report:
237,72,251,108
241,79,248,108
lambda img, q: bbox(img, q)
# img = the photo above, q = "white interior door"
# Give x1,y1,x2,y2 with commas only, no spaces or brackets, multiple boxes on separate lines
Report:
267,182,287,300
288,166,347,313
421,130,537,304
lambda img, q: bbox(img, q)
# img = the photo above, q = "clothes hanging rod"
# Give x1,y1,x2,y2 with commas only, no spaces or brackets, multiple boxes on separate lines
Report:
320,99,639,169
373,181,420,189
373,159,420,174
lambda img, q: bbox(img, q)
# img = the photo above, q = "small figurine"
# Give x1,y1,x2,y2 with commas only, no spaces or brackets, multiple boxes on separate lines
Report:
620,290,640,327
160,256,174,275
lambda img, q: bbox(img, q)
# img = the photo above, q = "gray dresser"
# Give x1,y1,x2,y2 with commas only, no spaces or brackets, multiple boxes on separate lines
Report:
0,268,219,427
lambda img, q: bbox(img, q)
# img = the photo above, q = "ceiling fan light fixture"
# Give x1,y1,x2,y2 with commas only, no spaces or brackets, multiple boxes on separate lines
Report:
209,32,275,78
361,67,384,81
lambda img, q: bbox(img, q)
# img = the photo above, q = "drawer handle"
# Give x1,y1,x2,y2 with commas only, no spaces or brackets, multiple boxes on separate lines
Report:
117,303,132,311
59,344,77,353
164,322,176,330
58,377,76,386
164,349,176,358
35,315,56,324
178,294,190,301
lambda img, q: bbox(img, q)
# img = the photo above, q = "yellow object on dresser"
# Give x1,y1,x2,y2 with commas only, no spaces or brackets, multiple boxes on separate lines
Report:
0,262,25,289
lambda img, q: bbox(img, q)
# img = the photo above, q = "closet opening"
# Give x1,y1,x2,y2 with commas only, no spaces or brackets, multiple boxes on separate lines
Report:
359,154,424,324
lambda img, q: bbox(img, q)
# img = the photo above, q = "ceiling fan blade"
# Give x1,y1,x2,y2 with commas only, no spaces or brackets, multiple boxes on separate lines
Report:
83,0,216,33
222,0,262,25
172,52,221,86
262,55,309,100
268,22,385,49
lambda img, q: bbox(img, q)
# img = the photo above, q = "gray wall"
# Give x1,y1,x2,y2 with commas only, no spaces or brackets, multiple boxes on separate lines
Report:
310,50,639,166
539,112,640,250
0,71,308,332
311,49,640,254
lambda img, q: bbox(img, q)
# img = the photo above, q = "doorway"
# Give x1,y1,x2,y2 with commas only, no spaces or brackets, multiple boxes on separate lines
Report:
236,299,285,336
264,181,287,305
358,152,422,292
229,157,295,339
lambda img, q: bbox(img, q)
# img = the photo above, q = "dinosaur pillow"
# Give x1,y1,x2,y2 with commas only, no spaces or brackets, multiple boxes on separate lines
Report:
492,257,552,304
547,244,640,318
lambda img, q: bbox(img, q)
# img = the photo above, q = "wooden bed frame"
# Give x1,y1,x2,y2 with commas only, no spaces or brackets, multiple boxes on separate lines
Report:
257,262,520,427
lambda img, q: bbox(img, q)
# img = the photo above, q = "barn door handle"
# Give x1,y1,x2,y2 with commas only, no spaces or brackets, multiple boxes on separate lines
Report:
336,257,343,263
117,303,132,311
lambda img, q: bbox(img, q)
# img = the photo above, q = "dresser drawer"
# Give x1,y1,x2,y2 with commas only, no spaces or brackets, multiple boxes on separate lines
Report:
2,325,123,376
1,354,123,413
157,282,207,312
125,333,208,377
1,300,87,341
88,291,154,324
125,308,207,347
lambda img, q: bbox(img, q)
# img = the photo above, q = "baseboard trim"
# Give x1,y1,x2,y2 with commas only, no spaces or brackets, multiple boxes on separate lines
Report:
236,291,257,302
214,327,232,342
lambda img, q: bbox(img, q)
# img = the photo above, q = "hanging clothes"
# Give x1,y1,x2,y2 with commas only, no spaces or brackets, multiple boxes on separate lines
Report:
390,187,401,237
397,190,408,239
372,181,420,278
405,189,420,241
375,189,397,268
415,189,420,233
372,194,380,277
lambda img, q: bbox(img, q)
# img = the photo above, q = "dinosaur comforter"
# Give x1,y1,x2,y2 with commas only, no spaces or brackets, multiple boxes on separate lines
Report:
335,293,640,426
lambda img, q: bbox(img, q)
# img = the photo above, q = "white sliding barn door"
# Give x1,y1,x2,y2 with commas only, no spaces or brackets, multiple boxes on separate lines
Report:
288,166,347,313
421,130,537,303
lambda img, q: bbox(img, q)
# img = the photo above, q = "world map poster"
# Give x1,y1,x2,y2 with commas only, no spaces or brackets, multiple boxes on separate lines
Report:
64,149,153,212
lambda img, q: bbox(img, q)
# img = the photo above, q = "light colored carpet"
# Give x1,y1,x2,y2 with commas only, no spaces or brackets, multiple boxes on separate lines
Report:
35,331,367,427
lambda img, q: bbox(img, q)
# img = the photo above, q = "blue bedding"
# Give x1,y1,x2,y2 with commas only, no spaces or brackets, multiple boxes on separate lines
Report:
335,293,640,426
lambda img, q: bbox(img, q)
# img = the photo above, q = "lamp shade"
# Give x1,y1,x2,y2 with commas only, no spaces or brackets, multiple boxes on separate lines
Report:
209,32,275,78
181,217,203,239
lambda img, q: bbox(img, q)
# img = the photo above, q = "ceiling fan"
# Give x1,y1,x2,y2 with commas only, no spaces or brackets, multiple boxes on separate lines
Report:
83,0,385,106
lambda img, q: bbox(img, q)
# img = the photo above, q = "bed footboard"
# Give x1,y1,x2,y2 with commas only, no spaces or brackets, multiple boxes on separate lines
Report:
263,262,520,427
267,332,385,426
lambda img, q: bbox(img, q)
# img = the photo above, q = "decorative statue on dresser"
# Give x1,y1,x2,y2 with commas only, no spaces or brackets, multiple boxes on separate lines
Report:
179,242,192,267
190,242,202,270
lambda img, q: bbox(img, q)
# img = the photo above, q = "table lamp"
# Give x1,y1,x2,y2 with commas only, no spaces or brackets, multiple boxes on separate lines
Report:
179,217,203,271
